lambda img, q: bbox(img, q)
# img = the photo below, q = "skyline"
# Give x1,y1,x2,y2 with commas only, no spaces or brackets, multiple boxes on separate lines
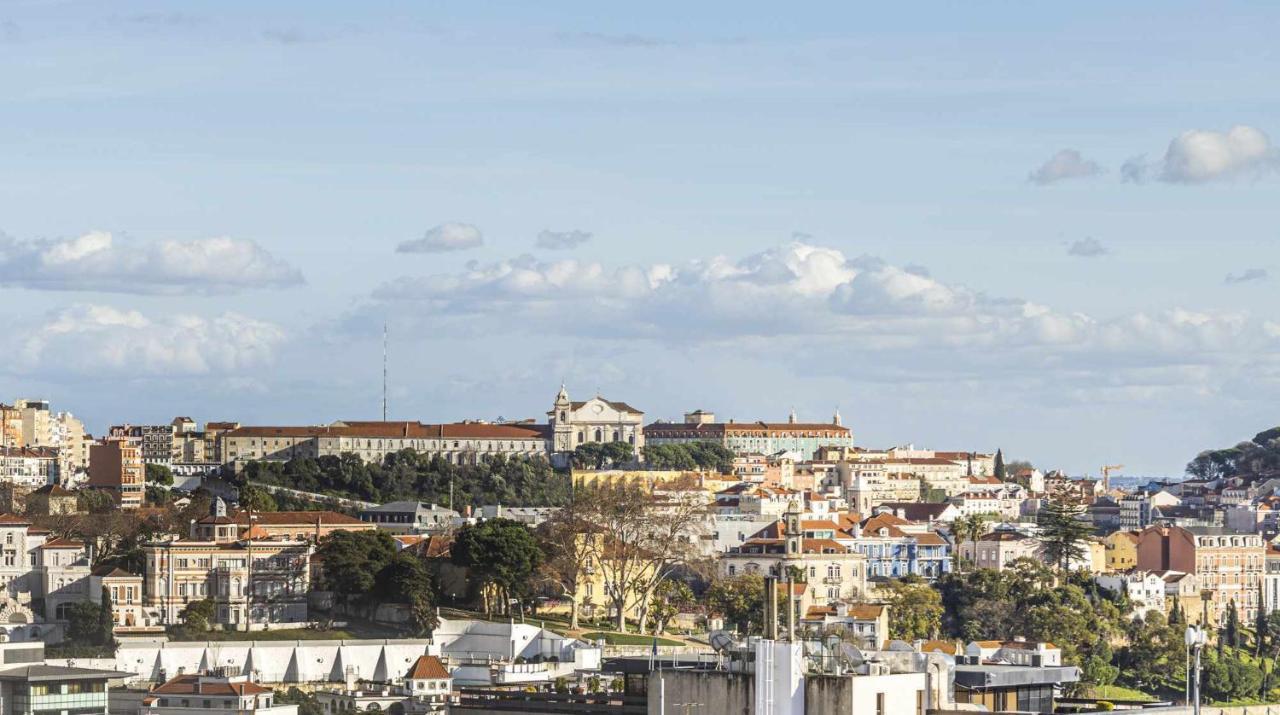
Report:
2,2,1279,476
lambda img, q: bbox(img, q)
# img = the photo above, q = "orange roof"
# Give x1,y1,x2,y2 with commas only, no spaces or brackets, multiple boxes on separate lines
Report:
152,675,272,696
38,538,84,549
230,510,366,526
406,655,450,680
921,640,959,655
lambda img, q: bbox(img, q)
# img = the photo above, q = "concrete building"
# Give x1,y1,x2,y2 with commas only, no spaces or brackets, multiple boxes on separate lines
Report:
644,409,852,461
0,651,130,715
1136,524,1265,623
360,502,459,534
960,531,1042,571
87,439,144,509
549,387,644,459
1096,571,1167,618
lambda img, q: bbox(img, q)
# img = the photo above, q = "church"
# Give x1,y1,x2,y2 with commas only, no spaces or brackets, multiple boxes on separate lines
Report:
547,386,645,464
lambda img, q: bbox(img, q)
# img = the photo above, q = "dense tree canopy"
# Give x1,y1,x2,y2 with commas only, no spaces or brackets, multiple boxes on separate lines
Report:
237,451,571,507
451,518,543,613
317,530,399,604
643,442,735,473
884,576,943,640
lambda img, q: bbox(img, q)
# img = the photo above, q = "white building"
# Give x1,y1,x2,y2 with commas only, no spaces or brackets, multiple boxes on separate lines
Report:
142,674,294,715
1096,571,1167,618
548,387,644,459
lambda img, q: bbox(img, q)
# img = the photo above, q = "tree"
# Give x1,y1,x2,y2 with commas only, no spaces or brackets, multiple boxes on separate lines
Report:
317,530,398,607
1257,581,1269,657
952,514,989,573
993,449,1007,482
277,688,324,715
1037,499,1092,571
66,602,107,644
145,463,174,486
535,490,601,630
884,576,942,640
649,580,694,635
97,586,116,647
77,489,116,514
451,519,543,615
180,599,215,633
237,485,278,512
1225,599,1240,650
585,482,705,632
706,575,784,636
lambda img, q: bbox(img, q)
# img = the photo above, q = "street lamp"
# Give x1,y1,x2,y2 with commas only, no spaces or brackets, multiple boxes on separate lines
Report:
1184,625,1208,715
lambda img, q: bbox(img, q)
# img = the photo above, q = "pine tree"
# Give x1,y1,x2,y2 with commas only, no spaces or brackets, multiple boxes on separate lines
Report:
993,449,1007,482
1036,498,1092,571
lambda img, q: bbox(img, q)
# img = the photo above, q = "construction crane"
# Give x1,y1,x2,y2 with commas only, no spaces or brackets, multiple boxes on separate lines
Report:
1101,464,1124,492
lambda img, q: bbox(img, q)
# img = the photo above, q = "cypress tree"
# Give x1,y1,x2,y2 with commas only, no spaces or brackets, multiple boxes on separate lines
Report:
993,449,1007,482
1257,581,1269,657
97,586,115,647
1226,599,1240,650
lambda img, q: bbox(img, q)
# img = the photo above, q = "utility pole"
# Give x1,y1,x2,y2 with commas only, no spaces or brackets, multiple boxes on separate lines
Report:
382,323,388,422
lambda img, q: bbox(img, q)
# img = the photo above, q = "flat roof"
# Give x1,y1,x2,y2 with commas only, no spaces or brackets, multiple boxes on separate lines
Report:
0,665,136,682
954,664,1080,689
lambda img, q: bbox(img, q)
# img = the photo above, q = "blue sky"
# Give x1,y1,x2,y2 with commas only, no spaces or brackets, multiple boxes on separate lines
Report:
2,1,1279,476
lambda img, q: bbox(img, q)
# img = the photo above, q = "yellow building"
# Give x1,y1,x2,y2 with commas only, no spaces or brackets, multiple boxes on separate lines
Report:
1104,531,1139,572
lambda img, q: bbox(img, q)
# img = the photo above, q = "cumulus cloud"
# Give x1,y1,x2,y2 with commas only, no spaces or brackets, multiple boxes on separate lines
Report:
1066,237,1108,258
397,223,484,254
1125,125,1280,183
17,305,285,376
359,240,1280,372
536,229,592,250
1225,268,1268,284
1028,149,1104,185
0,231,302,294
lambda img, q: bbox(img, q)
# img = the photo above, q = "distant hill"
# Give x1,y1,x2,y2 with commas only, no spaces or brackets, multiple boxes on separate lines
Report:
1186,426,1280,481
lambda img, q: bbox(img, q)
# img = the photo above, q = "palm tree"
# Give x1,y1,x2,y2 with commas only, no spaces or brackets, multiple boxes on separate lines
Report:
953,514,990,573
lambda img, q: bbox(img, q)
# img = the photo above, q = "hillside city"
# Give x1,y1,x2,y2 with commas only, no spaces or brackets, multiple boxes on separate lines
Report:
0,389,1277,714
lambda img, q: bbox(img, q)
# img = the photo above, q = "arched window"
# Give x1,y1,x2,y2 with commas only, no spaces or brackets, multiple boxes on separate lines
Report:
594,429,603,442
577,432,584,444
612,430,620,442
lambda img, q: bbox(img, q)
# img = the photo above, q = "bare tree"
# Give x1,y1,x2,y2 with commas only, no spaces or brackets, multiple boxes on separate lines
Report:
535,488,601,630
588,481,708,633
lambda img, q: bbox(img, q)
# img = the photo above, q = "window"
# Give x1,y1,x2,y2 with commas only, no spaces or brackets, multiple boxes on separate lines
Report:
876,693,886,715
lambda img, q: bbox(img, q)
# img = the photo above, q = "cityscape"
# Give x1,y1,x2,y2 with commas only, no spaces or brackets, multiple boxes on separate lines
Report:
2,2,1279,715
0,391,1277,714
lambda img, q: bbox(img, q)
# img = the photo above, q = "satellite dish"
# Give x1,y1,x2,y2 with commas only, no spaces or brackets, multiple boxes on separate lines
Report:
709,631,737,653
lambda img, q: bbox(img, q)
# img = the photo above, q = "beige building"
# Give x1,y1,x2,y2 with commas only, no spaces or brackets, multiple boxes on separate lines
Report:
222,420,549,467
195,510,373,543
143,515,314,629
720,503,868,606
0,447,59,488
549,387,644,457
88,439,145,508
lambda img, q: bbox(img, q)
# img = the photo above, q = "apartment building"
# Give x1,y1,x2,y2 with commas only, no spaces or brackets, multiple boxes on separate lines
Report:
960,531,1042,571
108,424,177,466
0,447,58,488
1135,525,1265,622
88,439,145,508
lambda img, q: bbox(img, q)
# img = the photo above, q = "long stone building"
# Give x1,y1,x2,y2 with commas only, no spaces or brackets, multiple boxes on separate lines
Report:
644,409,853,460
221,420,550,468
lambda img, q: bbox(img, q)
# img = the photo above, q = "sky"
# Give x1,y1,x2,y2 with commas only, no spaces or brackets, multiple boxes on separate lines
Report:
1,1,1279,477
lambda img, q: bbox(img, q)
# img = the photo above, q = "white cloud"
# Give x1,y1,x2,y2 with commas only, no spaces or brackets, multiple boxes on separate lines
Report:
1028,149,1103,185
0,231,303,294
1066,237,1108,257
362,240,1280,371
1125,125,1280,183
397,223,484,253
17,305,285,376
535,229,592,250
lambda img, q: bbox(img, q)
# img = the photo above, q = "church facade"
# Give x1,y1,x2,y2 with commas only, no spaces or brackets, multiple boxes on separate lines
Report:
548,386,644,462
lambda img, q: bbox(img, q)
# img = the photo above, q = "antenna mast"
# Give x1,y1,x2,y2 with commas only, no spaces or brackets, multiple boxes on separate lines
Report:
382,322,388,422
